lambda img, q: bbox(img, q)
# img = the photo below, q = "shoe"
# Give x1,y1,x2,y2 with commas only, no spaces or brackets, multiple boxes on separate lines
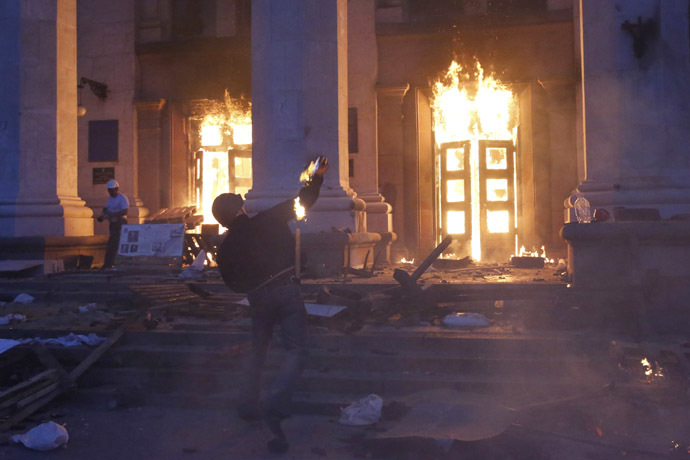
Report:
237,401,262,422
267,437,289,453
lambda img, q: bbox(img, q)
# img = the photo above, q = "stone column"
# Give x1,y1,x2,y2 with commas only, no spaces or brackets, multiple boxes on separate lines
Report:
562,0,690,291
0,0,93,237
566,0,690,219
248,0,379,274
347,0,392,235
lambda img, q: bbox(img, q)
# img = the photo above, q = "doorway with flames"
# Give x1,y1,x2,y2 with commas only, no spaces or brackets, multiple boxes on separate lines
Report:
417,61,551,263
189,96,253,230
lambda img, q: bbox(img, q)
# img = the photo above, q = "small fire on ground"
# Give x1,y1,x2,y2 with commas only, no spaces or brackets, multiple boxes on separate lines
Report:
640,357,664,382
512,245,555,264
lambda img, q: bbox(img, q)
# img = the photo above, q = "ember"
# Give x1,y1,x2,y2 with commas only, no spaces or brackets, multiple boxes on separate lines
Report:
640,357,664,381
400,258,414,264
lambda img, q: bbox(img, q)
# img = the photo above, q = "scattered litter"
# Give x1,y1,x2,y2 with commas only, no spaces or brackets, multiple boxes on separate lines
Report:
305,303,347,318
339,394,383,426
0,339,22,354
178,250,206,279
78,302,97,313
13,293,35,304
442,312,490,329
555,259,566,272
0,313,27,325
23,333,106,347
11,421,69,451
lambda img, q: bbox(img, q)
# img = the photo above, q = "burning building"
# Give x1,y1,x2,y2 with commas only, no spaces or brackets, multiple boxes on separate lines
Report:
1,0,690,289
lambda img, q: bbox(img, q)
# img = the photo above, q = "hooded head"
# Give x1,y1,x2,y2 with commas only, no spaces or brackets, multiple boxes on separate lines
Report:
212,193,244,227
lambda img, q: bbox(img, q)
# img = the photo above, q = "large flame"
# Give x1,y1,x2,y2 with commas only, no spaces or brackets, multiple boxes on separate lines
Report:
198,92,253,225
431,61,517,261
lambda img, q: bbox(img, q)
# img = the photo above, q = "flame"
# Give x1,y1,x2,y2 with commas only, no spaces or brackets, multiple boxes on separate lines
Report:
400,257,414,264
294,197,306,220
641,357,664,381
431,60,517,261
197,92,253,225
512,245,555,263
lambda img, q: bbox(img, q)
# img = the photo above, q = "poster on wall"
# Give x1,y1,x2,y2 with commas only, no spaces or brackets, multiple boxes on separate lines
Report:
117,224,185,257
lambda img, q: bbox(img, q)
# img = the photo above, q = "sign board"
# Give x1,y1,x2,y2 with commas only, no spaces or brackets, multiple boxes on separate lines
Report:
92,167,115,184
117,224,185,257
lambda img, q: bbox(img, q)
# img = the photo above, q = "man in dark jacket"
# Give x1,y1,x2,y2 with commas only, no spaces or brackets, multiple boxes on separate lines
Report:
212,157,328,453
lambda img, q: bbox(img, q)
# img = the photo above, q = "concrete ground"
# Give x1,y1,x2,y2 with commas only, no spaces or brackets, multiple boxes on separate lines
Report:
0,379,688,460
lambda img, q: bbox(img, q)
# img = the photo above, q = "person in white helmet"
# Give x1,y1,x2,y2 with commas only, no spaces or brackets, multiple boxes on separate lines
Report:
98,179,129,269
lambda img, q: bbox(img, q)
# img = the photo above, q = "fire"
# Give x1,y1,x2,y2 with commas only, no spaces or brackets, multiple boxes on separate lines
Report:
400,258,414,264
513,245,555,263
641,357,664,381
431,60,517,261
294,197,306,220
197,92,252,225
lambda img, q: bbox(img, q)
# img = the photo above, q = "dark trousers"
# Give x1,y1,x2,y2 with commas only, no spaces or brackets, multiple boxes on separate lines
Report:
103,219,125,268
242,283,307,417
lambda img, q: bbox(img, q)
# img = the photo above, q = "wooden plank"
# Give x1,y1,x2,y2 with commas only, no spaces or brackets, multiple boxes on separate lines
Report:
0,370,57,402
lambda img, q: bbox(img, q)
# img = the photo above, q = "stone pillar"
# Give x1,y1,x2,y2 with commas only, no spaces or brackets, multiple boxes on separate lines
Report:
566,0,690,220
78,0,148,234
562,0,690,291
347,0,392,235
377,85,408,259
248,0,379,274
0,0,93,237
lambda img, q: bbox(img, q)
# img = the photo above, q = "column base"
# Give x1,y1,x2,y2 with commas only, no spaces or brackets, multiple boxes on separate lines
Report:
0,235,109,267
565,180,690,222
359,193,393,234
0,196,94,237
562,221,690,335
301,231,382,277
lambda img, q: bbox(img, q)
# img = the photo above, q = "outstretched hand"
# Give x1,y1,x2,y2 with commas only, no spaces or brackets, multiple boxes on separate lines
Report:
315,156,329,175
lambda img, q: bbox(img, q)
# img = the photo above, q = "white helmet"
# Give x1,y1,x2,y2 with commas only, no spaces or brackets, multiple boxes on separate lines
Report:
106,179,119,189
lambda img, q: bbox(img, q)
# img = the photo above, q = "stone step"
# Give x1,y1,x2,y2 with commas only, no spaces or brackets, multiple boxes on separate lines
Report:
50,344,594,378
77,366,602,399
112,329,600,356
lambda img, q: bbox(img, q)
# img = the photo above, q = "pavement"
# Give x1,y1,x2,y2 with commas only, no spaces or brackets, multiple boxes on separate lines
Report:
0,263,688,459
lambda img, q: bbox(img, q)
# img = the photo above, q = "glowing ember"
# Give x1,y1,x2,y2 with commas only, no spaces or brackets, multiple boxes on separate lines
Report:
431,60,517,261
641,357,664,381
400,258,414,264
294,197,306,220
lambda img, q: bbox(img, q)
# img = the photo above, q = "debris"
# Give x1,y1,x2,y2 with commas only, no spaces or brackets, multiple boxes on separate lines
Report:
78,303,97,313
339,394,383,426
393,235,453,295
305,303,348,318
0,338,22,354
0,313,27,325
511,256,545,269
555,259,566,272
442,312,490,328
13,293,34,304
11,421,69,451
24,333,106,348
432,256,472,270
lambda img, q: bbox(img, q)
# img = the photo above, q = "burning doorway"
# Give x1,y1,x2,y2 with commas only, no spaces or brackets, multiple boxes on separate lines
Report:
190,94,252,227
430,61,519,262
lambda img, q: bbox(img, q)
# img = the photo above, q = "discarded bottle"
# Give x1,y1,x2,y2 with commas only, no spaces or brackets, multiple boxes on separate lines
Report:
574,194,592,223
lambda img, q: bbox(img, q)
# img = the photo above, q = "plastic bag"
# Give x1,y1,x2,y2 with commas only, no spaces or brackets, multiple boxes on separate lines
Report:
442,312,490,328
13,293,35,304
339,394,383,426
11,421,69,451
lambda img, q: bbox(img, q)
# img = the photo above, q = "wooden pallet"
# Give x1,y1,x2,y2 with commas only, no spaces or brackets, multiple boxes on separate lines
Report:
114,255,183,273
